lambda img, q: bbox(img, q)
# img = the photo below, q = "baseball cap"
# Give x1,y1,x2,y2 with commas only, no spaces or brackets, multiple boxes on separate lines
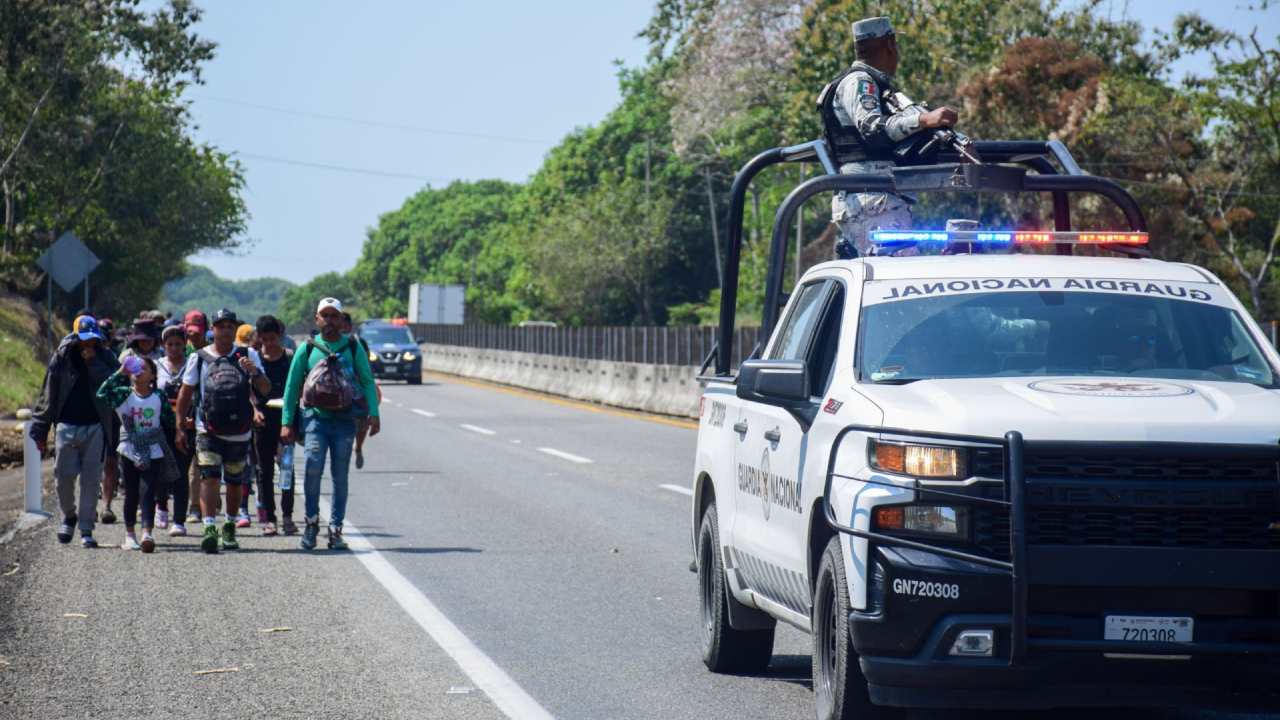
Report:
74,316,103,342
184,309,208,333
235,323,255,347
316,297,343,314
161,325,185,342
211,308,238,326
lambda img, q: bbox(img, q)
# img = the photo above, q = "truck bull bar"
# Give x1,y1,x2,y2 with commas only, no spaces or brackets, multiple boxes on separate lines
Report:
820,425,1280,666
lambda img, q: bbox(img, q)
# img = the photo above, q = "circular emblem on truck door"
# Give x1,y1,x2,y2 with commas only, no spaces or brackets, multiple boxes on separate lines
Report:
1028,380,1194,397
760,449,771,522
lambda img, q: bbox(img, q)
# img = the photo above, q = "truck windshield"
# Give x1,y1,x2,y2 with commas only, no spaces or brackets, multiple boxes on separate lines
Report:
361,327,415,345
858,291,1276,386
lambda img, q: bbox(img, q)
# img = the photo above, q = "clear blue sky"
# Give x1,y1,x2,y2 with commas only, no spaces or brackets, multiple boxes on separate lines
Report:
182,0,1276,284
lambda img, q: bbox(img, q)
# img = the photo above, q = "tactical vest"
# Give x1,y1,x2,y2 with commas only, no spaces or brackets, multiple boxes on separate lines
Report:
816,63,899,166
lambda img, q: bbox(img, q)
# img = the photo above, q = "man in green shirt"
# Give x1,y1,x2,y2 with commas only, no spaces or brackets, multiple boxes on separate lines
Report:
281,297,380,550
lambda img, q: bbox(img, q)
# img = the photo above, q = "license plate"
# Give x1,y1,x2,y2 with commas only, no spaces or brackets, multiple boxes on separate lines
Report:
1104,615,1193,643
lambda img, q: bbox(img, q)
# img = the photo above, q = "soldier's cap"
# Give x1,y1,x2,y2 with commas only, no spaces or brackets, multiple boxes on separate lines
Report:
852,17,896,42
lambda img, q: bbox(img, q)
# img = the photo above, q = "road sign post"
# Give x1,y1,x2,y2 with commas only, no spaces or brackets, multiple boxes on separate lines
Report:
36,231,100,317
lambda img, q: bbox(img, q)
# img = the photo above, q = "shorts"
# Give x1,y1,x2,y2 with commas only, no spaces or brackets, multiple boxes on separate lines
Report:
195,433,252,486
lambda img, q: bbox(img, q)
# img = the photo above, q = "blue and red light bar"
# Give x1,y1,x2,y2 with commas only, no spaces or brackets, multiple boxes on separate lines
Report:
869,230,1148,246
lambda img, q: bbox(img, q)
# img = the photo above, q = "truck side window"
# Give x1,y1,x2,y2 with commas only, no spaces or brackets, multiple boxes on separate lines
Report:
807,284,844,397
768,281,828,361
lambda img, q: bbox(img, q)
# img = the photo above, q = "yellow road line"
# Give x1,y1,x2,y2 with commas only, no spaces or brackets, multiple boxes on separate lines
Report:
418,370,699,430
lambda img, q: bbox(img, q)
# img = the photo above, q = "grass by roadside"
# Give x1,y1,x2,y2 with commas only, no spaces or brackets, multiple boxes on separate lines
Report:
0,292,51,417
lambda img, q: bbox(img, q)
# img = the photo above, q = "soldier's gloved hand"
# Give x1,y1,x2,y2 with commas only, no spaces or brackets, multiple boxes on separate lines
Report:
920,107,958,129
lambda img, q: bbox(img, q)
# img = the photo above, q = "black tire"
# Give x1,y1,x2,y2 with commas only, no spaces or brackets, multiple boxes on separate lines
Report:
408,373,422,385
813,536,900,720
699,504,775,673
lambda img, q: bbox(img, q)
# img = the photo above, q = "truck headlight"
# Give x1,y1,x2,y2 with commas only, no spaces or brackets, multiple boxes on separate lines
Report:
402,351,418,362
874,504,967,538
368,351,378,362
869,439,965,480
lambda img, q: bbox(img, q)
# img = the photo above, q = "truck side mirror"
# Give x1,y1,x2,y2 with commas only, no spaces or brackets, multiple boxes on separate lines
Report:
737,359,809,404
415,336,425,344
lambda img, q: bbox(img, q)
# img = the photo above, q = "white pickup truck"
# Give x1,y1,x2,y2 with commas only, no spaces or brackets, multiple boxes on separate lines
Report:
692,244,1280,716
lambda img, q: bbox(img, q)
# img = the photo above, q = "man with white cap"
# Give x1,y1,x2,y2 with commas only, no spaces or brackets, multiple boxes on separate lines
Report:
817,16,961,257
280,297,380,551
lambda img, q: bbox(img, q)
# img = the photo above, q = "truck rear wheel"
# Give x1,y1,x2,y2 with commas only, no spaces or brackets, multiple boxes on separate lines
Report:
699,504,774,673
813,536,899,720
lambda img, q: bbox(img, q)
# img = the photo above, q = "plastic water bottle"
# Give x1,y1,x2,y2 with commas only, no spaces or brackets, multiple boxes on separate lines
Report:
278,442,294,492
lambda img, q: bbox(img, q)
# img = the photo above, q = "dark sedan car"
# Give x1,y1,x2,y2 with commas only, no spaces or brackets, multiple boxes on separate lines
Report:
357,321,423,384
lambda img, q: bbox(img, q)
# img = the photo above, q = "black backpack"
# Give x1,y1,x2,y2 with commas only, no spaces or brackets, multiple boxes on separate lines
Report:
197,348,252,435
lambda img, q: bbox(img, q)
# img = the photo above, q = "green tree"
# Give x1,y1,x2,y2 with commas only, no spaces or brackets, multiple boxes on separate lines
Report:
277,272,359,330
0,0,245,318
349,179,521,322
527,176,679,324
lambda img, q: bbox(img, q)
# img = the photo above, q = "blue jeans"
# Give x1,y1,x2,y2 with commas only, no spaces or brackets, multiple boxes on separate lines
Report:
302,415,357,528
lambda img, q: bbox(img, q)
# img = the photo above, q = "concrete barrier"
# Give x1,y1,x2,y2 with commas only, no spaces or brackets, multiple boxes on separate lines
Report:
421,344,701,419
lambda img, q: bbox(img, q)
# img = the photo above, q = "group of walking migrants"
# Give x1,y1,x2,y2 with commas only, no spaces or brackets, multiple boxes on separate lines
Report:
29,297,382,554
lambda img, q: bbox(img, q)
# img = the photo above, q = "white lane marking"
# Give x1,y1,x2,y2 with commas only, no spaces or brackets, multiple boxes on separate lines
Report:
659,484,694,497
391,482,408,487
460,424,496,436
537,447,593,464
411,408,437,418
317,498,554,720
510,439,522,444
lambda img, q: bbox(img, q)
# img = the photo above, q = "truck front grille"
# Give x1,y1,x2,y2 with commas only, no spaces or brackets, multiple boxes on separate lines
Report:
969,444,1280,562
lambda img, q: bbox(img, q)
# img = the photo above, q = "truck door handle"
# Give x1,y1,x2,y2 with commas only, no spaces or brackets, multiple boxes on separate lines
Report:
764,428,782,443
733,421,749,434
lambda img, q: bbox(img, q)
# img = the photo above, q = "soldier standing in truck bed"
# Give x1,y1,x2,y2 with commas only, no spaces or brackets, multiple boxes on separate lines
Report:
818,16,960,257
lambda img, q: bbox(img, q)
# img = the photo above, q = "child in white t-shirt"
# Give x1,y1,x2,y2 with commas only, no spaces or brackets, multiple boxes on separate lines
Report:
96,356,178,553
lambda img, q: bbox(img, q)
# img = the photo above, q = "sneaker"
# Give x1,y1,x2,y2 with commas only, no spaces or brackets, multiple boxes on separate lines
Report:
355,449,364,469
200,525,220,554
327,526,349,551
281,518,299,536
262,522,278,537
100,507,116,524
186,510,201,524
121,534,141,551
156,510,169,529
221,521,239,550
140,533,155,554
300,520,319,550
57,518,75,544
236,513,251,529
81,535,98,549
169,523,187,538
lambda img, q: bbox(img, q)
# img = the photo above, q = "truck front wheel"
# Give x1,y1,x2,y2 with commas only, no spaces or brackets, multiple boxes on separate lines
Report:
813,536,899,720
699,504,774,673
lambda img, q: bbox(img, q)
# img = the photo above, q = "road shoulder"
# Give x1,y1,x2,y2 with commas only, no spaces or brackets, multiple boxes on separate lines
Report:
0,509,504,720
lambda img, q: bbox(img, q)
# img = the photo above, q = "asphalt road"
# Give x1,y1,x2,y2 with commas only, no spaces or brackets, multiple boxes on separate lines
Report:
3,373,1278,719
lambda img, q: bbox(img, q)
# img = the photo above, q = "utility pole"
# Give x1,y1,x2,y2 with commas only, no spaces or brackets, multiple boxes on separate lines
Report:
704,166,723,289
644,137,652,207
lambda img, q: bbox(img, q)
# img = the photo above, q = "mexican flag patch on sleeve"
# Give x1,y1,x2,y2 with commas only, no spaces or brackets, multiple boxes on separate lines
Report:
857,78,877,97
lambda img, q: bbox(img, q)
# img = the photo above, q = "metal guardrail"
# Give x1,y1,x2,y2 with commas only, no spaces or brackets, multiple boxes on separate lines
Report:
409,324,761,368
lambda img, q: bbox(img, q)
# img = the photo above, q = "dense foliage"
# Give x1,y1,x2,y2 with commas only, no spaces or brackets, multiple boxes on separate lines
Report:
0,0,247,320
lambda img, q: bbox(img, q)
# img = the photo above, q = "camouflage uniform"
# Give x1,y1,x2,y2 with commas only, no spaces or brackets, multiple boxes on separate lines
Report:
830,63,922,257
